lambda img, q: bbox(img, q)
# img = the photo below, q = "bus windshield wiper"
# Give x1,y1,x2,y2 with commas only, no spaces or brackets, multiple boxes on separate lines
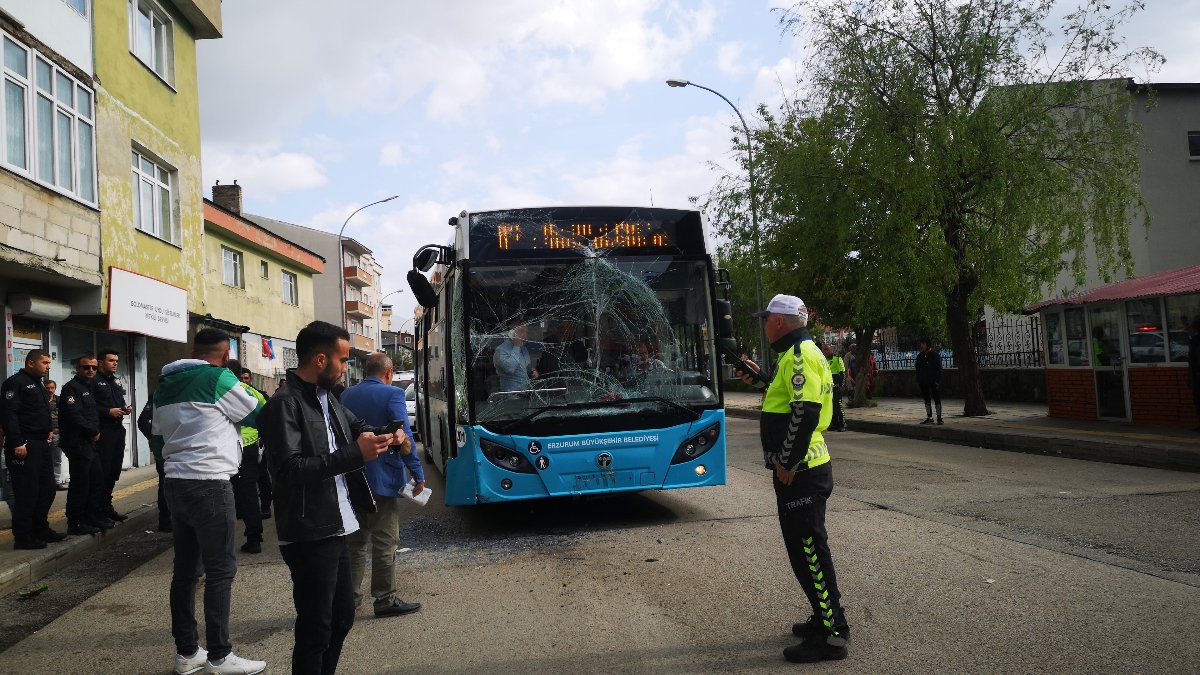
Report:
618,396,701,421
496,395,701,433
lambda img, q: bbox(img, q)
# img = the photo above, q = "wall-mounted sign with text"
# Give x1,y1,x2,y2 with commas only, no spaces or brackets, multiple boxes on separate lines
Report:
107,267,188,343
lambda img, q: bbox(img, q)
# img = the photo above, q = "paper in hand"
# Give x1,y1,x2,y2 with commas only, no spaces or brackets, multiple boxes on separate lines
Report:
402,479,432,506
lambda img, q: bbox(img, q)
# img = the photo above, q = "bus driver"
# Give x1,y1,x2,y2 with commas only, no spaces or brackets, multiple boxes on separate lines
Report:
493,323,538,392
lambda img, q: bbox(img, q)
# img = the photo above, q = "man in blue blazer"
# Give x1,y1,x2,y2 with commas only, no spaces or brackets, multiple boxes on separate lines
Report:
340,353,425,617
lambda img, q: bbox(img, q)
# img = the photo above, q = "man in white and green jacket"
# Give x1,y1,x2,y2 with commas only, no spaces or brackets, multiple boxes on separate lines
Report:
151,329,266,675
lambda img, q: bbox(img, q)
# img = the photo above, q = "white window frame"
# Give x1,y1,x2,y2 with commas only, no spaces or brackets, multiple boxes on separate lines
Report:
131,148,178,245
259,260,269,278
281,269,298,306
62,0,89,17
221,246,244,289
0,31,97,207
128,0,175,86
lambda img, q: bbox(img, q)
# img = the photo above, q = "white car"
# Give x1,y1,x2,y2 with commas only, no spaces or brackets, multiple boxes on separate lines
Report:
404,383,419,440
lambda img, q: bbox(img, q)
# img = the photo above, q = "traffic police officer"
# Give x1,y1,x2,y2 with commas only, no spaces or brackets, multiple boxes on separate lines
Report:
1,349,65,549
738,294,850,663
92,349,131,522
58,355,109,535
821,343,848,432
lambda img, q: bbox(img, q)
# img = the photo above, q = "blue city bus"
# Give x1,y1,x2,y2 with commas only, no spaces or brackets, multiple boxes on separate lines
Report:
406,206,732,506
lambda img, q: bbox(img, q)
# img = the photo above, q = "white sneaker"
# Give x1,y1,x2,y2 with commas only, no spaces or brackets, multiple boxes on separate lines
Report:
205,652,266,675
174,648,208,675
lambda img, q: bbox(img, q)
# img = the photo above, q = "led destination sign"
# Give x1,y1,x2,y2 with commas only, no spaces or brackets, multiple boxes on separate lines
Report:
468,207,705,259
495,221,670,251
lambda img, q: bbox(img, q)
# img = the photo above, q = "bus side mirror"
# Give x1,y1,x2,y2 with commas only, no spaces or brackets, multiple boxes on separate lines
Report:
414,248,439,272
408,269,438,308
718,337,739,357
714,299,735,339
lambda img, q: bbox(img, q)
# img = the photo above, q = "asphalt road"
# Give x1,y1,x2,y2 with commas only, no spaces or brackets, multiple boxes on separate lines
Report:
1,419,1198,674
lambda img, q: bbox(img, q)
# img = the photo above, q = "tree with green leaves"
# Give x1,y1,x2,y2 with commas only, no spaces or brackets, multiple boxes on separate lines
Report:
708,0,1160,416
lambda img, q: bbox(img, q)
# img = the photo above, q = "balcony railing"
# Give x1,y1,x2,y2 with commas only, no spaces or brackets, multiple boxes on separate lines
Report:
351,333,375,352
343,266,375,287
345,299,376,319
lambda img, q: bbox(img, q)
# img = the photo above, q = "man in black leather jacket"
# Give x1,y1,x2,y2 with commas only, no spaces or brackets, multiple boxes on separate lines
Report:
259,320,396,675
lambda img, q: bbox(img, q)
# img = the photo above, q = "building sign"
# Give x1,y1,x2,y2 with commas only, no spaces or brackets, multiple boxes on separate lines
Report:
107,267,188,343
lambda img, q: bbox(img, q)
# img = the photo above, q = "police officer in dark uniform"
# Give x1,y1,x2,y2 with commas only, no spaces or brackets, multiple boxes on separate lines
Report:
58,354,109,535
1,349,65,549
92,349,132,522
738,295,850,663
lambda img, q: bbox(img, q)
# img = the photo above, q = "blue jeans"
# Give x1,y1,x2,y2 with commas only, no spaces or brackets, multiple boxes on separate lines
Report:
164,478,237,660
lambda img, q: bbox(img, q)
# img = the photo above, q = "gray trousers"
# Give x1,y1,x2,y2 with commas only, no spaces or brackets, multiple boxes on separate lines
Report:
348,496,403,611
164,477,237,660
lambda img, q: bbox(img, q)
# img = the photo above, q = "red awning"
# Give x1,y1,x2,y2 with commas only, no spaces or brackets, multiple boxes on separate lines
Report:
1027,264,1200,312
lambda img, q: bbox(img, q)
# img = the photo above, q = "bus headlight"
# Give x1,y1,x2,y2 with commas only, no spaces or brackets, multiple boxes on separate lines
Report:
481,438,536,474
670,422,720,465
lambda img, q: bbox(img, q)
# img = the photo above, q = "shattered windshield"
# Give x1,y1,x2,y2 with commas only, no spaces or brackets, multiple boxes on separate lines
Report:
465,255,719,425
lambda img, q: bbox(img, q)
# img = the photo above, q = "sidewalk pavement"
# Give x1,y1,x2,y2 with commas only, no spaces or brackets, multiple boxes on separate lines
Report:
0,464,161,597
725,393,1200,472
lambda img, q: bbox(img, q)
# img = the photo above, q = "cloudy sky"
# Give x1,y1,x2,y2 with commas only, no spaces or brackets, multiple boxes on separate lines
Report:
196,0,1200,324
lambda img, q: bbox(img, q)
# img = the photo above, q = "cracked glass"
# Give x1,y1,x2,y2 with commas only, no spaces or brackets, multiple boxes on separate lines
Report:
460,208,719,428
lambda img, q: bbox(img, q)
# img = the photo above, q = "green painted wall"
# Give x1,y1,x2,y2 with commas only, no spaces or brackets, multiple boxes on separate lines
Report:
203,226,318,341
93,0,210,314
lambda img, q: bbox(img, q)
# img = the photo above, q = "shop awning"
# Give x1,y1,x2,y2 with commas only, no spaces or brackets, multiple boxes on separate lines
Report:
1026,264,1200,312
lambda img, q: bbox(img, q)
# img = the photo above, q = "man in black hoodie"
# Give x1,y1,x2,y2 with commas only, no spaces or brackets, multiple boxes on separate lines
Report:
259,321,399,675
915,338,943,425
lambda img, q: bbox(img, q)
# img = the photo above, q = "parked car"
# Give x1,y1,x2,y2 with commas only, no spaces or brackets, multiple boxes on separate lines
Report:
405,383,420,441
393,370,415,388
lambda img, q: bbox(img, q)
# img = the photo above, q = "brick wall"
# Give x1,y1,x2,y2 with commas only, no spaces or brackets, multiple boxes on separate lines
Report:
1045,368,1097,419
0,170,102,285
1128,367,1198,428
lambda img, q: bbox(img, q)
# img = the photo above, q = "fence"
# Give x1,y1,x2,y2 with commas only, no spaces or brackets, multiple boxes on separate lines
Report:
869,315,1044,371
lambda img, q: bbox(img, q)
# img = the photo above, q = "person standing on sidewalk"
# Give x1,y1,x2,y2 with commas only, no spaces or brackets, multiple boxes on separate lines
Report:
47,380,67,491
58,356,108,536
239,367,274,521
340,352,425,618
1,350,66,549
224,360,267,554
152,329,266,675
92,349,132,523
1189,317,1200,432
915,338,944,425
259,321,396,675
137,396,172,533
736,295,850,663
821,343,847,432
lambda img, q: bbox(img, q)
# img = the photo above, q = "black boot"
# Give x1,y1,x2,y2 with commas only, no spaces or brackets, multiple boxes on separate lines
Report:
783,631,849,663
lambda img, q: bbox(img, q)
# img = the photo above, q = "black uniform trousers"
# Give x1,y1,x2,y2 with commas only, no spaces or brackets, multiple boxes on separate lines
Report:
773,462,847,634
230,442,263,543
154,455,172,530
96,425,125,512
63,438,105,524
831,374,846,431
7,438,56,543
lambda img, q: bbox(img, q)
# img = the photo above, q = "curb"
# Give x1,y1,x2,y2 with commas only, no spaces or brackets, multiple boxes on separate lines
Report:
724,407,1200,473
0,502,159,598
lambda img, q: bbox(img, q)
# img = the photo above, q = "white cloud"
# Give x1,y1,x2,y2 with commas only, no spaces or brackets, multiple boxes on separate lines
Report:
199,1,719,141
378,142,405,168
717,41,749,76
202,146,327,202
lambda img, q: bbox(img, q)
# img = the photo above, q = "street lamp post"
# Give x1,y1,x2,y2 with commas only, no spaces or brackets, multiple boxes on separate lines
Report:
338,195,398,382
666,79,768,363
377,288,406,347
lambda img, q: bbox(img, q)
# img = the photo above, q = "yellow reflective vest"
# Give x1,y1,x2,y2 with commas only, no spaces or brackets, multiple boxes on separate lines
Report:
760,336,833,470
